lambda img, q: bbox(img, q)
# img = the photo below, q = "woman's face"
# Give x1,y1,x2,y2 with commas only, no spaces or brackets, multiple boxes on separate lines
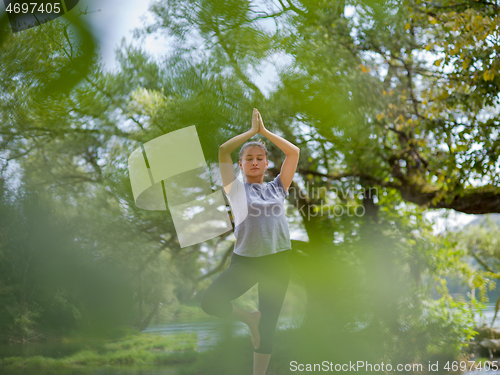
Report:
239,146,268,177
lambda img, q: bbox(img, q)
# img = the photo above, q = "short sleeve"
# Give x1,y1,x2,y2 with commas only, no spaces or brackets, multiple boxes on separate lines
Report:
223,177,248,227
223,176,243,198
269,174,288,199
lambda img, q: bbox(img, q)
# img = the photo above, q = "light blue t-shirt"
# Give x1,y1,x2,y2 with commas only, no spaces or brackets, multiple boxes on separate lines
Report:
224,174,291,257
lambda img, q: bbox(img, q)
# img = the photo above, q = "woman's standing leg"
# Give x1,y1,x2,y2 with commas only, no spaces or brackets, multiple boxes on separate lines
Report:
253,251,291,374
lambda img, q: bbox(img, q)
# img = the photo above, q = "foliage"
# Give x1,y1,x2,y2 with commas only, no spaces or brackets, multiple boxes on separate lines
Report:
1,0,499,364
0,332,197,369
0,178,140,343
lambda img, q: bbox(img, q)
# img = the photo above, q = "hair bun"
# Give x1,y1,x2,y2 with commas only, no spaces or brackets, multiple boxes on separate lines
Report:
238,140,269,161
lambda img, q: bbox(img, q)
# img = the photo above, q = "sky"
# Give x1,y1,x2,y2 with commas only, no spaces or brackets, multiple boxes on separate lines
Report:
75,0,282,95
77,0,159,69
0,0,478,233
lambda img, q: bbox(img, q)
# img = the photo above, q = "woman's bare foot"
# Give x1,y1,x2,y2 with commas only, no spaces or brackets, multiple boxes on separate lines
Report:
229,305,261,349
248,311,261,350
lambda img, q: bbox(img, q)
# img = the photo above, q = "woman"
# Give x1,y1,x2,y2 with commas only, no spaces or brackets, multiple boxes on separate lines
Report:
201,108,300,375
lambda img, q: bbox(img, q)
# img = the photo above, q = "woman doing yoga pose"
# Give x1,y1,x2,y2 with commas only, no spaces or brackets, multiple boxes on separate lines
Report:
201,108,300,375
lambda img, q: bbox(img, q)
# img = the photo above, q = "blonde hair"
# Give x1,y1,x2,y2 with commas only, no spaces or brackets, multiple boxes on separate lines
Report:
238,140,268,161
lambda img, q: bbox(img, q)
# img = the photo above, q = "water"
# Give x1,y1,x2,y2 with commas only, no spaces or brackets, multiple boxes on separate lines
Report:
0,316,303,375
475,304,499,327
143,315,304,352
463,304,500,375
2,309,494,374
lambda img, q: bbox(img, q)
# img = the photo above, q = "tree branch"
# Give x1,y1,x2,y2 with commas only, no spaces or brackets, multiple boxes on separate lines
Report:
196,243,234,282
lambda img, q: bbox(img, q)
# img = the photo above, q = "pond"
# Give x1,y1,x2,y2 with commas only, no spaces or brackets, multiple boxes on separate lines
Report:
143,315,304,351
1,309,496,375
0,315,303,375
475,304,499,327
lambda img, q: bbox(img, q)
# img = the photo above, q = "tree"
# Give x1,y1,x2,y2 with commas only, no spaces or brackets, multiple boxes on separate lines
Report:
0,19,184,338
132,0,499,363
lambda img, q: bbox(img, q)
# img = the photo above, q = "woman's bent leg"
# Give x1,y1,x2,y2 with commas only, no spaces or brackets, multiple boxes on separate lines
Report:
200,255,263,349
200,254,258,318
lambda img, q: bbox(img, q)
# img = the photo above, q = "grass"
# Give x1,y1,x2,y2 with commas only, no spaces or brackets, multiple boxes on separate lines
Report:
0,332,198,370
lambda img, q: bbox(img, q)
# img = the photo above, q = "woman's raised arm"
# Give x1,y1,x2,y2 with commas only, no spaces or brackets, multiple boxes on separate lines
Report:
219,109,260,194
257,111,300,193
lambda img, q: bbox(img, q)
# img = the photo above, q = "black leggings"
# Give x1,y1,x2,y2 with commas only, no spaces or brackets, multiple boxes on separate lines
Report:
200,250,290,354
